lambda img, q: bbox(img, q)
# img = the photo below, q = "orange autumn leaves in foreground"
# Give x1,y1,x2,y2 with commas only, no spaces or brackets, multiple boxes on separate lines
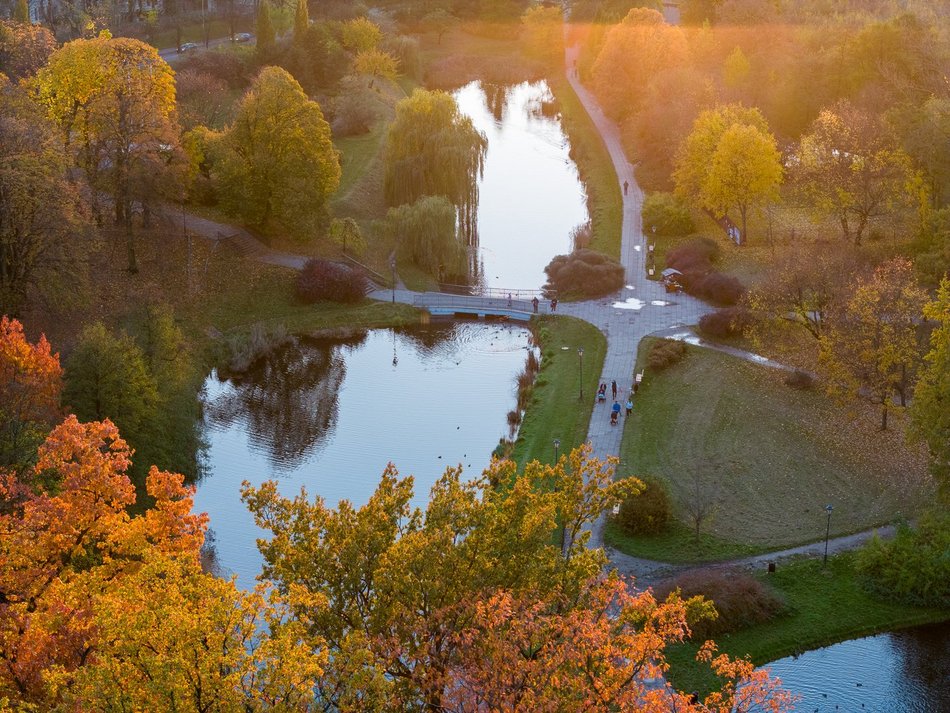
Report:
0,317,794,711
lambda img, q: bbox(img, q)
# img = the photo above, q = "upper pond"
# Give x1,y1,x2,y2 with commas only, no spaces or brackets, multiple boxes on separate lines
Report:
193,323,533,588
453,80,589,291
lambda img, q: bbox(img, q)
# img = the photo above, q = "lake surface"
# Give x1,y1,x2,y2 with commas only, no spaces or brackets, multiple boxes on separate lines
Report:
761,622,950,711
454,80,588,291
194,323,533,588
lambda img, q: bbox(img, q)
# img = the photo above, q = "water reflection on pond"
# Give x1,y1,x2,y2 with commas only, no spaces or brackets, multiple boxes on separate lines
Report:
761,622,950,712
454,80,588,291
195,323,533,589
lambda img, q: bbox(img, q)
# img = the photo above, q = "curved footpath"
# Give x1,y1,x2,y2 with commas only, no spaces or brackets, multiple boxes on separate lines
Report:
177,49,893,585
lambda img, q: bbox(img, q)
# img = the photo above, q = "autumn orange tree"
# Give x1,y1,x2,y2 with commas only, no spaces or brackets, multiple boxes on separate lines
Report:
243,445,794,711
0,415,327,709
0,316,61,474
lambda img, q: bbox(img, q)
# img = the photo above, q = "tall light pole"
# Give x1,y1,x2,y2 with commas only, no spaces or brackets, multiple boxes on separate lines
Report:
823,504,834,566
390,256,396,304
577,347,584,400
553,438,560,463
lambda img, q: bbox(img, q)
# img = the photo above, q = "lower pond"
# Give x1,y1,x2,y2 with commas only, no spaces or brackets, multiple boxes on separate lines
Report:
761,621,950,711
193,322,533,589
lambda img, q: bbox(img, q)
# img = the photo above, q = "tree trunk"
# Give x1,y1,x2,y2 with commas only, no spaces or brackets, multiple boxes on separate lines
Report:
739,204,748,247
881,401,888,431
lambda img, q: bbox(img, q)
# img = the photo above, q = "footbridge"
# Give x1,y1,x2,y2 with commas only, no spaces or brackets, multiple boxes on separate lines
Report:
412,291,542,322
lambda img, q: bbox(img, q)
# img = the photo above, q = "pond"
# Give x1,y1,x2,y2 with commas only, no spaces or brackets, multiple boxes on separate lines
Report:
454,80,589,291
761,622,950,711
193,323,533,589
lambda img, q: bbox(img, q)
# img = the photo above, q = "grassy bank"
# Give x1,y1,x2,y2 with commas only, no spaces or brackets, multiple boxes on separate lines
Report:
551,76,622,260
610,339,932,561
510,316,605,468
664,553,950,696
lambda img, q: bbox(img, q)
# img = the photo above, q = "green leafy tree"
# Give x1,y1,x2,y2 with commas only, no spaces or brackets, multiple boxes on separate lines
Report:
293,0,308,45
699,122,783,245
521,5,563,65
820,258,927,431
328,217,366,256
217,66,340,238
911,277,950,499
352,48,399,88
422,9,456,45
384,89,487,247
63,323,160,469
386,195,464,278
256,0,276,61
794,102,918,245
723,45,750,90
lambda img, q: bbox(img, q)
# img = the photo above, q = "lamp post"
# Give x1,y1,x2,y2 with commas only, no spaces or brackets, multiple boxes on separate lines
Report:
553,438,560,463
390,256,396,304
823,504,834,566
577,347,584,400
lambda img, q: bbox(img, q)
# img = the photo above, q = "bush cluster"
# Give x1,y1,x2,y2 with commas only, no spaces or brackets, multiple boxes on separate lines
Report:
646,338,687,371
614,477,671,535
654,568,786,640
642,192,694,236
543,249,624,298
855,511,950,608
698,306,751,338
784,369,815,390
666,238,743,306
295,258,367,304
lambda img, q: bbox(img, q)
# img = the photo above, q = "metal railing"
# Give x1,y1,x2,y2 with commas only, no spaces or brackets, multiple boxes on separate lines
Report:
438,283,546,300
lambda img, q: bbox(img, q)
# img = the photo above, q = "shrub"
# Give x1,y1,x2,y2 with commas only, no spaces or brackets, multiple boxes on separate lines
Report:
543,249,625,298
295,259,367,304
784,369,815,390
698,307,750,338
178,47,252,89
654,568,786,640
642,192,694,236
331,76,382,136
646,338,687,371
666,237,719,274
614,477,671,536
382,35,421,80
690,271,744,306
855,510,950,608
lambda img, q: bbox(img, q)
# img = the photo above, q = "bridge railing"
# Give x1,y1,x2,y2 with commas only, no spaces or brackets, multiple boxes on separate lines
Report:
413,292,537,313
438,283,545,301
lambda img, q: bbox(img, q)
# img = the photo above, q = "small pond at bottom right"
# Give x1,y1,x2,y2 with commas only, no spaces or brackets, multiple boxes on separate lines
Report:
759,621,949,712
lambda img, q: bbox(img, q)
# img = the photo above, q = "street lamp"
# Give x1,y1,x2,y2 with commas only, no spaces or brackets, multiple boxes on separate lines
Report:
390,256,396,304
823,504,834,566
553,438,560,463
577,347,584,400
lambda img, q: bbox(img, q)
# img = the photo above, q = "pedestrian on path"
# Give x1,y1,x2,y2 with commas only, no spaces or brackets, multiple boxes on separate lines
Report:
507,292,512,307
550,297,558,312
625,398,633,416
532,296,539,313
611,380,617,400
623,180,628,195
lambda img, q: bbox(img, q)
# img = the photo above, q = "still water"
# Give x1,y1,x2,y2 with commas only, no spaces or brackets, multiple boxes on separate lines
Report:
194,323,532,589
454,80,588,291
761,622,950,712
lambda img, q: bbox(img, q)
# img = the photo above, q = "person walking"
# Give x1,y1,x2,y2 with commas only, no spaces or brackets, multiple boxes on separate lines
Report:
507,292,512,308
625,397,633,416
623,180,629,196
532,296,539,313
611,380,617,400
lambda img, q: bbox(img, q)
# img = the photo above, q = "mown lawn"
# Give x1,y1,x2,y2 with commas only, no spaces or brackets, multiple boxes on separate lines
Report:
610,340,932,560
664,553,950,696
510,316,605,468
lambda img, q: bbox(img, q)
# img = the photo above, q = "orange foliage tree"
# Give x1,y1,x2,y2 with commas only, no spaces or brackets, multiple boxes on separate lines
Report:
0,316,62,474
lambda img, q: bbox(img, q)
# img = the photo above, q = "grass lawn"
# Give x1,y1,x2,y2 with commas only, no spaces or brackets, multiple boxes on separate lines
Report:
664,553,950,696
610,339,933,561
510,316,606,468
551,77,622,260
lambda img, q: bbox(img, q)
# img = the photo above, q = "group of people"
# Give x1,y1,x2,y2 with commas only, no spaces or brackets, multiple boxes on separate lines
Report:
597,379,635,426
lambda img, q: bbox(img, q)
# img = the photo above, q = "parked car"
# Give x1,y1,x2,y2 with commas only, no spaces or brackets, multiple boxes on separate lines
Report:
178,42,199,53
234,32,253,42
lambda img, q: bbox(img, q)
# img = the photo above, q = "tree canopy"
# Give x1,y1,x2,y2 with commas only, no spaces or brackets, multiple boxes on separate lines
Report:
216,66,340,238
384,89,487,247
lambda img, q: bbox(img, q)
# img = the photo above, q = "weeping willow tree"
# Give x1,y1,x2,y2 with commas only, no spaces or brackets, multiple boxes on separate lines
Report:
386,196,466,280
384,89,487,248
